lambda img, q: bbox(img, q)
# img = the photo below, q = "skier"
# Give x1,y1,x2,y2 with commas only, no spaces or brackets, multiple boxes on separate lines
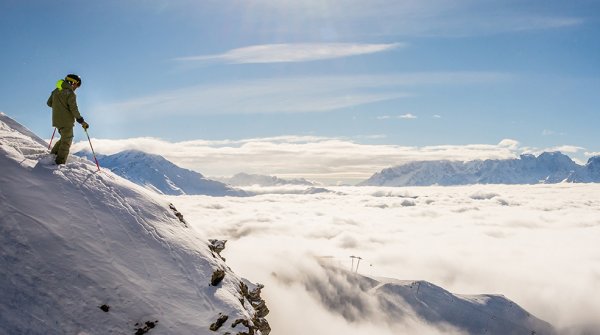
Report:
47,74,90,165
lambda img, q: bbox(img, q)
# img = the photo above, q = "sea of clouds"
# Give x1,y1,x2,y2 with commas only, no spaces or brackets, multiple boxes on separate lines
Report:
169,183,600,334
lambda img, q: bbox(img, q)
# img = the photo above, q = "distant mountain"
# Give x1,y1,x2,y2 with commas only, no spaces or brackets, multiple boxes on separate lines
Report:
305,264,555,335
77,150,246,196
372,279,556,335
361,152,600,186
222,172,316,187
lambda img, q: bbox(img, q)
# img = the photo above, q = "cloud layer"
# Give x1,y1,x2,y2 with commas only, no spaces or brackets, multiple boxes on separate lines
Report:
171,183,600,334
72,136,525,184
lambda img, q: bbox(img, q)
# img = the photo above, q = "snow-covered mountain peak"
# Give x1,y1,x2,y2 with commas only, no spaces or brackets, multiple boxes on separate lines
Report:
77,149,247,196
535,151,577,169
587,155,600,169
103,149,179,169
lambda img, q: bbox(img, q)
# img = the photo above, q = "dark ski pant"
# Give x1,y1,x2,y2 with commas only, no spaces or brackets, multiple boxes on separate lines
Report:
50,126,73,165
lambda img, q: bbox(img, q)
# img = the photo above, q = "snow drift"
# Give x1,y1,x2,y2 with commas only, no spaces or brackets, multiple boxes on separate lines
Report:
0,113,269,334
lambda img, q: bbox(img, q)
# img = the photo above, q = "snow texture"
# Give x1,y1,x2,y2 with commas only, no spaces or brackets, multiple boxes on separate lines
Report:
0,113,264,334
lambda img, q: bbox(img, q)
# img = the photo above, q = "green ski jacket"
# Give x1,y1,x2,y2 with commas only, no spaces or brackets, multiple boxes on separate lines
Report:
47,79,83,128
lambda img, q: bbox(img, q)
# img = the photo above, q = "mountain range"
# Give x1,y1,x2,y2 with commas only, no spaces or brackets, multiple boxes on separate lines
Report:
361,152,600,187
77,150,246,196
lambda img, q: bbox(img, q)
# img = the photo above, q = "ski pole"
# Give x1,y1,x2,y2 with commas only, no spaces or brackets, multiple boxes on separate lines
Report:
84,129,101,171
48,128,56,150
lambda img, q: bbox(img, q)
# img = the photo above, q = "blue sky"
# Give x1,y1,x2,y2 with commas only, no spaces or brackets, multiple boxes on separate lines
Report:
1,0,599,178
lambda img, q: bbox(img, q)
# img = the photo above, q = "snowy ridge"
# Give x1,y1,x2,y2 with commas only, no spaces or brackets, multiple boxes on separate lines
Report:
300,265,555,335
374,279,555,335
77,150,247,196
0,113,269,334
361,153,600,186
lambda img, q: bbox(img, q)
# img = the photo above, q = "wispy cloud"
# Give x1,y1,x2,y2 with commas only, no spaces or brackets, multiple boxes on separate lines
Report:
377,113,417,120
92,72,510,117
176,43,403,64
231,0,584,37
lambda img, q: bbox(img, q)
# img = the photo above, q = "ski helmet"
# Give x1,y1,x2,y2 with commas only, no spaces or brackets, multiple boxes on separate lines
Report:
65,74,82,86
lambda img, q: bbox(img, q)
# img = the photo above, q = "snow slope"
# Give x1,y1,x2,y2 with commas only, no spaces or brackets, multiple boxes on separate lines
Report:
0,113,269,334
77,150,246,196
361,153,600,186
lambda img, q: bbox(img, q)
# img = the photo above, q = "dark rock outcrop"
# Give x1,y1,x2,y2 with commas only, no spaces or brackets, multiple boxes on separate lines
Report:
208,242,271,335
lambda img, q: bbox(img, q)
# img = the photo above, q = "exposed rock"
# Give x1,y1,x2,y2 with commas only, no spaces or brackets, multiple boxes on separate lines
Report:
237,282,271,335
207,238,270,335
231,318,253,334
209,314,229,331
211,269,226,286
99,304,110,312
168,203,187,227
251,299,269,318
134,320,158,335
253,317,271,335
209,239,227,261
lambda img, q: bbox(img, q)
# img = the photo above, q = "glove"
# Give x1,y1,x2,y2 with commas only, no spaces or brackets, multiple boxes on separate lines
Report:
81,121,89,130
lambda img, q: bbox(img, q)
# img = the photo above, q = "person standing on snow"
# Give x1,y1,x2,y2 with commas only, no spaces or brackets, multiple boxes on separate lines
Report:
47,74,90,165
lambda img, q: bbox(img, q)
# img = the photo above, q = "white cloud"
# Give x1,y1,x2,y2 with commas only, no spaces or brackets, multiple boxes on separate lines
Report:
498,139,520,150
73,136,524,185
171,183,600,333
378,113,417,120
177,43,403,64
433,114,442,118
546,145,584,154
90,72,510,118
